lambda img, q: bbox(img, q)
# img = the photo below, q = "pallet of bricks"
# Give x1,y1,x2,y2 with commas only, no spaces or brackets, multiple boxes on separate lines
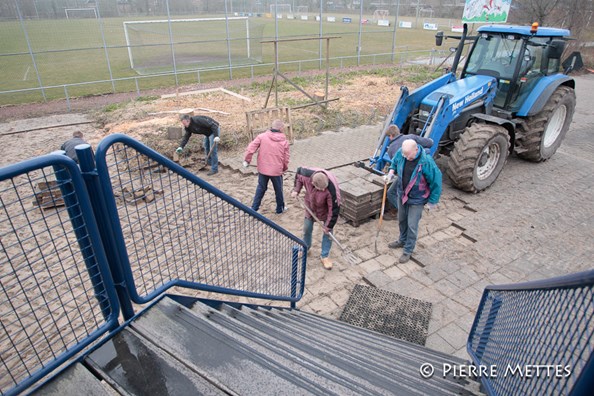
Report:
332,165,386,227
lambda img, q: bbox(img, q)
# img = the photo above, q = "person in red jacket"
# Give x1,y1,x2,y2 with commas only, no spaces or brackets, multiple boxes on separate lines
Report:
291,167,341,270
243,119,290,214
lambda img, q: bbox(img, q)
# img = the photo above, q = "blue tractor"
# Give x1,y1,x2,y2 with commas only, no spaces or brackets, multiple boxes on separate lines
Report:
368,23,578,192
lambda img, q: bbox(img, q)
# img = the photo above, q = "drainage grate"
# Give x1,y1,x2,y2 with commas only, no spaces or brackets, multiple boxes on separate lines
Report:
339,284,432,346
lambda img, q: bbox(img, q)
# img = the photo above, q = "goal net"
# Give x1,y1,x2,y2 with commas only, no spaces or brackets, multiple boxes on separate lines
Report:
123,17,264,74
372,9,389,22
270,4,292,15
65,8,97,19
296,6,309,14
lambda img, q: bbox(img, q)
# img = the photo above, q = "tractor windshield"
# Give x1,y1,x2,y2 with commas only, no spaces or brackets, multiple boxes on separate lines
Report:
465,33,523,80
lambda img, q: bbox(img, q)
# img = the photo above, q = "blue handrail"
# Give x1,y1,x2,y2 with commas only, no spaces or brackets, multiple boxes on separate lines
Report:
467,269,594,396
94,134,307,308
0,154,120,396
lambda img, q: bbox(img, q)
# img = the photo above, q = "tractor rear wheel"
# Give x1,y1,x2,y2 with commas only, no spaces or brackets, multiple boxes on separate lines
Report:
447,123,510,193
517,86,576,161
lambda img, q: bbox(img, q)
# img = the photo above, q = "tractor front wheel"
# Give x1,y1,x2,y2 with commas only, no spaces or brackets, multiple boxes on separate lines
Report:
447,123,510,193
517,86,576,161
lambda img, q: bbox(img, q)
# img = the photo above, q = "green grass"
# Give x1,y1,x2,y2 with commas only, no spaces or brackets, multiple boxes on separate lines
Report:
0,14,446,105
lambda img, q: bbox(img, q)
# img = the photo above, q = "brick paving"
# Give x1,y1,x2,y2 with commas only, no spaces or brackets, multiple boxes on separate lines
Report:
224,75,594,360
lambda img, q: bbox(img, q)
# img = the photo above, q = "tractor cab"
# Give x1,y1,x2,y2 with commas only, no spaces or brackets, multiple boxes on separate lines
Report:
460,25,570,112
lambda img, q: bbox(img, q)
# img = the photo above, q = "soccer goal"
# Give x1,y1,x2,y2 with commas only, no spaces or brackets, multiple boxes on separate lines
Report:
296,6,309,14
123,17,264,74
372,9,389,21
65,8,97,19
270,4,292,15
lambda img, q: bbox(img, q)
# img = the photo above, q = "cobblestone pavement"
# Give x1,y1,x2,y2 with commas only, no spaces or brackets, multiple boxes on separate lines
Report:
220,74,594,361
219,124,380,174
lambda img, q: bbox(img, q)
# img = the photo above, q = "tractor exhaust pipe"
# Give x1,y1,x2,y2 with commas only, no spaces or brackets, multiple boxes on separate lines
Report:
450,23,468,75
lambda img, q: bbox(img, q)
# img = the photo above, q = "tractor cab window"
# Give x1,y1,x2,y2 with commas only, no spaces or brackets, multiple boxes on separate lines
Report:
465,33,523,80
465,33,524,107
509,38,549,112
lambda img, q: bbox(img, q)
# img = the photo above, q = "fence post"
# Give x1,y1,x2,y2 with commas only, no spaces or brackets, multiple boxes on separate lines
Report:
135,77,140,97
15,0,46,102
53,155,111,321
64,86,71,112
76,145,136,320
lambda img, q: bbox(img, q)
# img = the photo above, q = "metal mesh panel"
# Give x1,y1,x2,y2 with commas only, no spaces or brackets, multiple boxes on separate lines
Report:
468,276,594,396
0,157,118,396
97,138,305,303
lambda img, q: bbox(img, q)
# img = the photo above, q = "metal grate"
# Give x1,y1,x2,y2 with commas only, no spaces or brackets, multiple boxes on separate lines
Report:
95,135,306,304
339,284,432,345
468,271,594,396
0,155,119,396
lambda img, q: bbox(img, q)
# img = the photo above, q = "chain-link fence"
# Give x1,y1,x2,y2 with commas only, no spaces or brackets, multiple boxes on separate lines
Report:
0,0,469,107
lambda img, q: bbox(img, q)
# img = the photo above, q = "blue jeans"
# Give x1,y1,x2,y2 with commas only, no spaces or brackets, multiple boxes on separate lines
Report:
251,174,284,213
203,131,218,172
303,217,333,258
387,178,398,210
397,198,424,255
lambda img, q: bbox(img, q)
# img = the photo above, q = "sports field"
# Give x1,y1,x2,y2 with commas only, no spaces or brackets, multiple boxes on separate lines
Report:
0,14,449,104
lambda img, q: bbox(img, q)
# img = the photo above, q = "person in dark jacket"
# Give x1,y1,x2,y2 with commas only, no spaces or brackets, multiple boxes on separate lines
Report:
384,125,434,218
177,114,220,175
384,139,442,263
291,167,341,270
60,131,87,163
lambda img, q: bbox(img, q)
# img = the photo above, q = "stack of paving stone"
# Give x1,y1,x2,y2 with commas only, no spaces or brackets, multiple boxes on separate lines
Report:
331,165,386,227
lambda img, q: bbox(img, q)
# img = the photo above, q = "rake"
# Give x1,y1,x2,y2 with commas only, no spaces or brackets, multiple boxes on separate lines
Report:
296,195,360,266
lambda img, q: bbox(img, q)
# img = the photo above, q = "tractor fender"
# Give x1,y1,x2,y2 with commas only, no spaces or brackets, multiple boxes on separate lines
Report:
516,75,575,117
471,113,516,150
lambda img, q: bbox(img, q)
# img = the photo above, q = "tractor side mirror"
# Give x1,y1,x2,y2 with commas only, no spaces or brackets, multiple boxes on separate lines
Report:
548,40,566,59
435,31,444,46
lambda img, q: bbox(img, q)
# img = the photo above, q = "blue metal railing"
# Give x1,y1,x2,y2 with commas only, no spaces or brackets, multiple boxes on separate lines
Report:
467,269,594,396
0,154,120,396
94,134,307,311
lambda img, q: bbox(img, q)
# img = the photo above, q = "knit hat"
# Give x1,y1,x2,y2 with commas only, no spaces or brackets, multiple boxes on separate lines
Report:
312,172,329,190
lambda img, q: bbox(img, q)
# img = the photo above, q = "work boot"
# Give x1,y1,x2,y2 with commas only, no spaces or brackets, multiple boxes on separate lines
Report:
388,240,404,249
207,170,218,176
399,253,411,263
383,208,398,221
321,257,333,270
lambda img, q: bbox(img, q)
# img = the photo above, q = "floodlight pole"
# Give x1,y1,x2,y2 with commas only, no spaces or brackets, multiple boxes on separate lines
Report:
357,0,363,66
319,0,323,70
14,0,45,101
391,0,401,62
96,4,115,93
224,0,233,79
165,0,179,87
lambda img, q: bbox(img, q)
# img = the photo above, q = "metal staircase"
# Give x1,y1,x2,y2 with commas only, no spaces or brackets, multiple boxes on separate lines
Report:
36,296,481,395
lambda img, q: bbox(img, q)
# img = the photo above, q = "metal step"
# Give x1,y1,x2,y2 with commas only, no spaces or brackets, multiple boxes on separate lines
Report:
218,303,479,395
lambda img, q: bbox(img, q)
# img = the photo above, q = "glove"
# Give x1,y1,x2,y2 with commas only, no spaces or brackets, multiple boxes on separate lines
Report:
427,203,438,211
213,136,220,143
291,191,298,199
383,172,395,184
175,147,183,154
242,161,249,168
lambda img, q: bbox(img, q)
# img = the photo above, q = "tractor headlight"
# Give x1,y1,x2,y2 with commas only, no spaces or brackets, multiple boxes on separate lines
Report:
419,109,430,118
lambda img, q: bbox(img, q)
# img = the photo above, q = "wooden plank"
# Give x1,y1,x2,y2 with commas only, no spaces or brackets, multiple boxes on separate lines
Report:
86,327,226,395
220,88,251,102
30,363,114,396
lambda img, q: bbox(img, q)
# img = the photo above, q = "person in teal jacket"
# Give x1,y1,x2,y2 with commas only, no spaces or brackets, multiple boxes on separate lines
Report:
383,139,442,263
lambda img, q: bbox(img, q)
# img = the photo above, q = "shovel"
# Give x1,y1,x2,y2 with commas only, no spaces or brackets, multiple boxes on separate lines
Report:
295,195,360,266
374,181,389,253
197,141,218,171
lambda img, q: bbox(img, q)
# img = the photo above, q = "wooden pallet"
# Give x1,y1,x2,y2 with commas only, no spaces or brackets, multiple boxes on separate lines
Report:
33,181,65,209
245,107,293,143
